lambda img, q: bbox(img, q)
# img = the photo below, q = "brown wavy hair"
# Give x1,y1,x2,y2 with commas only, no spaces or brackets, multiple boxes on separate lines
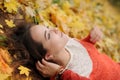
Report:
5,21,49,80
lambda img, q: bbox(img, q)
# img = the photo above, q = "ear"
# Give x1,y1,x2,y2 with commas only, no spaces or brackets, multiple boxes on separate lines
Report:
45,52,53,60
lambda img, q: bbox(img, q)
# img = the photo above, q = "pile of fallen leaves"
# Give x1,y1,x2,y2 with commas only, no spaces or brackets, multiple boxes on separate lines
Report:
0,0,120,80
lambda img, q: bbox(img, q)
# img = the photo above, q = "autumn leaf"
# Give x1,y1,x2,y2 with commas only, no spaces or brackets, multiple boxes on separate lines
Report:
25,6,36,17
0,54,12,74
0,48,12,64
72,0,81,8
4,0,20,13
0,73,10,80
18,65,31,77
5,20,15,28
35,0,52,10
0,35,7,46
52,0,60,4
0,24,3,28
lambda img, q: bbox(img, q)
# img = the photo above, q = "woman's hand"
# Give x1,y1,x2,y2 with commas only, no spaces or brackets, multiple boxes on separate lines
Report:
36,59,61,77
90,26,103,43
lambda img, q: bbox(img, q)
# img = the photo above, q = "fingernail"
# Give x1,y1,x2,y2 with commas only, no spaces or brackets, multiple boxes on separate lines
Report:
43,59,46,62
38,61,41,64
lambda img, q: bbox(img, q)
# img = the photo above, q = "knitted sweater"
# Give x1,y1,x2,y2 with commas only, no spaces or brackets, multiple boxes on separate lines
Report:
60,36,120,80
64,38,93,78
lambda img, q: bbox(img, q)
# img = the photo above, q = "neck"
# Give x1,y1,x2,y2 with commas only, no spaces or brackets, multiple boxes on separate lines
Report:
55,48,70,67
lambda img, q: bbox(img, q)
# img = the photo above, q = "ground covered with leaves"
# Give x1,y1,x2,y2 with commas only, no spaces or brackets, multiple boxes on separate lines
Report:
0,0,120,80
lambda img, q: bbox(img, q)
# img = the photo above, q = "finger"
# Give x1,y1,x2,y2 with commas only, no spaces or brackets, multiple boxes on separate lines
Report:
90,31,98,42
36,64,47,76
90,27,97,37
91,27,102,40
42,59,48,66
36,63,42,72
92,31,103,43
99,32,103,39
36,61,44,70
90,35,97,43
92,35,100,43
94,30,103,41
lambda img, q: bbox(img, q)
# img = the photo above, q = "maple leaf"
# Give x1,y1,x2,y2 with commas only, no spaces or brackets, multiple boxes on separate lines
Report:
0,73,10,80
0,24,3,28
25,6,36,17
18,65,31,77
5,20,15,28
0,55,12,74
4,0,20,13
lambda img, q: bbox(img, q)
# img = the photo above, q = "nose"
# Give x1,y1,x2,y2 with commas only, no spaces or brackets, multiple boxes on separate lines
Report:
50,28,59,34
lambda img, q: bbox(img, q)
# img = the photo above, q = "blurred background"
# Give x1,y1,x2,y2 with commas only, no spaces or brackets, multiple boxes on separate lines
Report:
0,0,120,80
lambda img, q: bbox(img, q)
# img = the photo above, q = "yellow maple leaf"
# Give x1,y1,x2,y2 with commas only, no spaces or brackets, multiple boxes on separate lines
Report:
4,0,19,13
0,73,10,80
5,20,15,28
18,65,31,77
72,0,81,8
0,24,3,28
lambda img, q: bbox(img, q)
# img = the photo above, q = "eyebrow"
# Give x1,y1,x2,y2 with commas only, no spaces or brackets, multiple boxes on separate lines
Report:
44,30,47,40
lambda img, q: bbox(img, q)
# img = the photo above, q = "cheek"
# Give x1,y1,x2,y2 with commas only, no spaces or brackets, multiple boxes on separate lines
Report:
49,34,67,53
50,39,64,51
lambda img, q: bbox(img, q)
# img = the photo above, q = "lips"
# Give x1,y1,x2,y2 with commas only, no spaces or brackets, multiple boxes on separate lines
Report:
61,32,63,37
56,29,63,37
57,30,62,37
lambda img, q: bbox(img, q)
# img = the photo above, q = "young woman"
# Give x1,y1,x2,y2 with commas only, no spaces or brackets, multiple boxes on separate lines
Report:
9,22,120,80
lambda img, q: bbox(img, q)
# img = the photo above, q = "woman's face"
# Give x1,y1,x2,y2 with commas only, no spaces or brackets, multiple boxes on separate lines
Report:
30,25,69,60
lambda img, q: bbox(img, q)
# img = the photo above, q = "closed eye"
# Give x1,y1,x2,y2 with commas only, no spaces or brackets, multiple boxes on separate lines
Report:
48,33,50,40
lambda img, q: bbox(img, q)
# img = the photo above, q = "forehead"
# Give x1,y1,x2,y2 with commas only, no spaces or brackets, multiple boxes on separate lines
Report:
30,25,46,43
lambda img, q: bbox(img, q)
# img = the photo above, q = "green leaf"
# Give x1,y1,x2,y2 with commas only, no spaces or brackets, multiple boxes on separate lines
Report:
0,35,6,41
33,16,39,24
0,35,6,46
52,0,60,4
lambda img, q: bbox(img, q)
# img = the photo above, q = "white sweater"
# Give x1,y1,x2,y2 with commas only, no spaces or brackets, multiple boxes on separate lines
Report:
65,38,93,78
